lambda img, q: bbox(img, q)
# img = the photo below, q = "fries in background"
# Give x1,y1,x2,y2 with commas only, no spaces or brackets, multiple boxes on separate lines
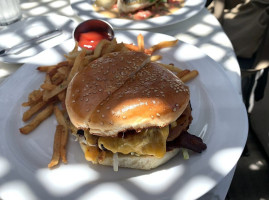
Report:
20,34,198,168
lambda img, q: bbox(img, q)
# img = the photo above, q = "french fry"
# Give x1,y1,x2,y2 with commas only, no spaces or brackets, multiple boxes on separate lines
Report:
159,63,183,73
22,100,40,107
22,101,48,122
71,42,79,53
57,66,69,76
101,38,117,55
37,65,57,72
58,91,67,110
54,106,67,129
51,73,65,86
54,106,68,163
57,61,70,68
67,49,87,82
38,61,69,74
48,125,63,168
149,40,179,53
57,90,66,102
177,69,191,79
114,42,129,52
41,82,56,90
137,34,145,52
45,74,52,84
150,55,162,62
124,43,139,52
20,104,54,134
43,80,68,101
64,51,81,60
22,89,43,107
94,39,111,57
181,70,199,83
28,89,43,101
22,97,42,107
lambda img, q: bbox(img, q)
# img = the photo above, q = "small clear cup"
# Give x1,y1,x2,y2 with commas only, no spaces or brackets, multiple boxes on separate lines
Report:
0,0,22,26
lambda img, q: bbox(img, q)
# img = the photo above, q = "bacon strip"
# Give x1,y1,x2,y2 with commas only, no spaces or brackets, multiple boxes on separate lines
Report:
167,131,207,153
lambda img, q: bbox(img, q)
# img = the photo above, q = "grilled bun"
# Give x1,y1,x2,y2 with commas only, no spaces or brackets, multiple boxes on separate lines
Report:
80,142,180,170
66,51,150,130
66,51,190,137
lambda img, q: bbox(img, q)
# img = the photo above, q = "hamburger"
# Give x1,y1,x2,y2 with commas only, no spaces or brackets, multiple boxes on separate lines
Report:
66,51,206,170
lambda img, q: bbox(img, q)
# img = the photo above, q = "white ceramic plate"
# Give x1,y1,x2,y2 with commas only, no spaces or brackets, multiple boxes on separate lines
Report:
0,15,76,63
0,31,248,200
70,0,206,29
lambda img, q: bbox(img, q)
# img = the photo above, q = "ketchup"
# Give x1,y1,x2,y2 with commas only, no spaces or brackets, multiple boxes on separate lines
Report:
78,31,111,50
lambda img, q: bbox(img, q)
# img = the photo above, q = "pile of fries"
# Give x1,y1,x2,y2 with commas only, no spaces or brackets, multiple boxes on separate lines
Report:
19,34,199,168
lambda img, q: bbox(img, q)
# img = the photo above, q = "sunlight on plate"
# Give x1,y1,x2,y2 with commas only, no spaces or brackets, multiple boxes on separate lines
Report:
77,183,137,200
210,148,243,175
0,69,9,77
0,157,10,178
172,175,216,200
173,45,206,62
129,166,185,194
36,164,99,196
0,180,37,200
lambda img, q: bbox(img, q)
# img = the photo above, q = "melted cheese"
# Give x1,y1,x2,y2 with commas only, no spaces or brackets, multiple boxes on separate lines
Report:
98,126,169,158
84,145,106,164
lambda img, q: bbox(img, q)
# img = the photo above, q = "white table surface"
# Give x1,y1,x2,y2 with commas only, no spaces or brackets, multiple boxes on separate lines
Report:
0,1,243,199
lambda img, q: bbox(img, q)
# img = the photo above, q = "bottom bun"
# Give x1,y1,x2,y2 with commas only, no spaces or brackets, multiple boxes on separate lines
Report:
80,142,179,170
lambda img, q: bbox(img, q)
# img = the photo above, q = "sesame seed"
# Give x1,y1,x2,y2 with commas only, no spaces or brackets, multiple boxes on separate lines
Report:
173,108,177,112
97,110,100,113
156,113,160,117
102,114,105,118
122,116,126,119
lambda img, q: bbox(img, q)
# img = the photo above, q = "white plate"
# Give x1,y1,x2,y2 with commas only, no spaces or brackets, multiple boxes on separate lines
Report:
0,15,76,63
70,0,206,29
0,31,248,200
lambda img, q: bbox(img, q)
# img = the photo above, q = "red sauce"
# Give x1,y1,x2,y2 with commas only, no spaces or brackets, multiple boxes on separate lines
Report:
78,31,110,50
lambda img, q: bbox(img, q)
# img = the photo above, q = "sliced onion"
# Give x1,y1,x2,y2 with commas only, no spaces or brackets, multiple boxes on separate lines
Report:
182,148,189,160
113,153,119,172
